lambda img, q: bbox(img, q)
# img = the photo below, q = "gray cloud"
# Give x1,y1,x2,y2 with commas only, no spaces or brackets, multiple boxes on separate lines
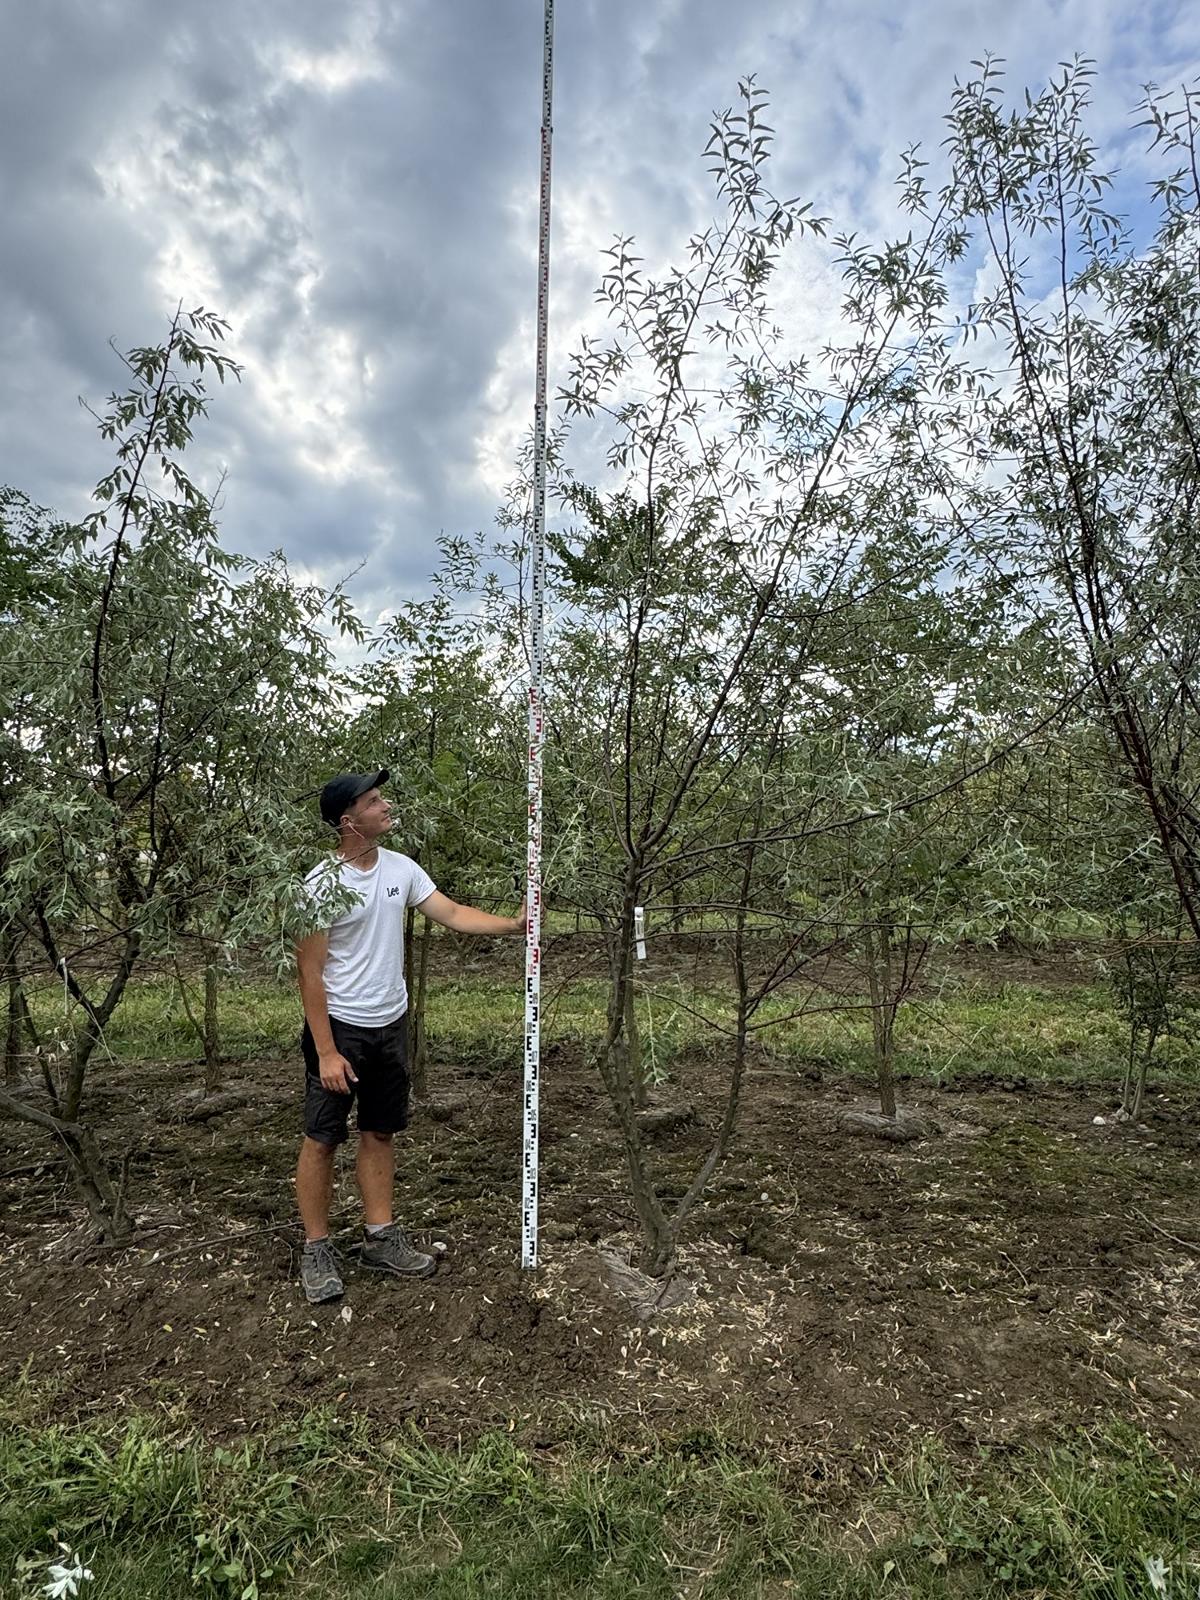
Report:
1,0,1197,620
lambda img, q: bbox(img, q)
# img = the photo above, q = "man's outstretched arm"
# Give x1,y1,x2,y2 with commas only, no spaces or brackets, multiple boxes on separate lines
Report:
417,891,524,936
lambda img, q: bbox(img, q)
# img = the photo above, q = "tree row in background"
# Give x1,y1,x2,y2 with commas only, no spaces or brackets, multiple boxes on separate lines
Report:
1,62,1196,1272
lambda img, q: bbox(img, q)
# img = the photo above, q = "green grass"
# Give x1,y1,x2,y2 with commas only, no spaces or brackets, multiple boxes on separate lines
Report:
24,961,1195,1095
1,1390,1197,1599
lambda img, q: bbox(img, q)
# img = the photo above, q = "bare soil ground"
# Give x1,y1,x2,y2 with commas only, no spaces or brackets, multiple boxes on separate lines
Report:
1,1035,1198,1467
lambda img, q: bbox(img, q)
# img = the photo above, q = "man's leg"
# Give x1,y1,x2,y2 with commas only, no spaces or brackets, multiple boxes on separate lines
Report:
296,1136,337,1241
299,1019,356,1239
356,1130,395,1226
356,1021,435,1278
297,1021,356,1304
295,1136,344,1303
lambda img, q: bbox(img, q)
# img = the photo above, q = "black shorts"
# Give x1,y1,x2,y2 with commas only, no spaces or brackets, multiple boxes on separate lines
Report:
301,1014,410,1146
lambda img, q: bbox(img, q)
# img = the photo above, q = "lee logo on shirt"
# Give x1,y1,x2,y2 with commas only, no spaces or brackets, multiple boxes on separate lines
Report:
387,886,400,898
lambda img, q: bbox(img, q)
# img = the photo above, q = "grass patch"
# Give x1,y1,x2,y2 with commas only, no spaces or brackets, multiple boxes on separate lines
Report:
21,961,1196,1092
1,1395,1197,1599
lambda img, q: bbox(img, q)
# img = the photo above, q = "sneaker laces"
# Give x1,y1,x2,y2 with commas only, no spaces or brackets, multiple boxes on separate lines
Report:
368,1223,410,1245
305,1238,339,1274
371,1225,426,1262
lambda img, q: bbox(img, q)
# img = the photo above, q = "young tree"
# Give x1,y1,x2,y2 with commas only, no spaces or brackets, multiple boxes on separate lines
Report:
0,310,359,1239
0,490,70,1087
1109,930,1198,1119
935,62,1200,938
799,530,1057,1126
483,80,1022,1276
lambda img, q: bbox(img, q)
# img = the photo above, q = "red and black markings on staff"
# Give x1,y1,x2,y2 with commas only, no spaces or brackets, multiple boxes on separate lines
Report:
523,0,554,1271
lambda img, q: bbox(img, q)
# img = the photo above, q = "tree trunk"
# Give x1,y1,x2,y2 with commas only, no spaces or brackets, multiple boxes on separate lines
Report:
670,852,754,1240
28,929,142,1237
409,915,433,1101
202,958,222,1093
173,952,223,1092
1,927,31,1087
0,1088,132,1242
600,905,676,1276
4,957,21,1087
68,1122,132,1242
1130,1023,1160,1120
625,975,647,1110
862,918,898,1119
1120,1022,1138,1116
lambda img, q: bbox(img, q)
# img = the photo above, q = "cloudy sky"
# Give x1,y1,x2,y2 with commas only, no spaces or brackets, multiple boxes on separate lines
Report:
2,0,1196,620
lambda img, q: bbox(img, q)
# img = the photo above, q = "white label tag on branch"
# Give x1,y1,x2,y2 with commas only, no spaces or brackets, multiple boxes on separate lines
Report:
634,906,646,961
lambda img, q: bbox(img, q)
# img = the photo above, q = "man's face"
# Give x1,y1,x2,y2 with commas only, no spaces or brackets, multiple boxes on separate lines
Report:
343,787,393,841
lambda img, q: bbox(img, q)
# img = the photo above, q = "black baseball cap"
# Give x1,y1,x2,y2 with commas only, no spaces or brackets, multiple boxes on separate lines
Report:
319,769,390,829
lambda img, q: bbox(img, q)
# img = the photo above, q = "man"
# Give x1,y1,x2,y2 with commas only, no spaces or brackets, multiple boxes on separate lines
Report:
295,768,523,1304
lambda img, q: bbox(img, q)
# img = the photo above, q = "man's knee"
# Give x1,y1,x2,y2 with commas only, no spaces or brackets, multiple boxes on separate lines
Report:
300,1135,337,1162
359,1129,394,1147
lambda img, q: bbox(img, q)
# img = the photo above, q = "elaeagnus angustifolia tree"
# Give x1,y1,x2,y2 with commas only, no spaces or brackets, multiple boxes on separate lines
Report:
934,61,1200,940
1,488,71,1087
484,80,1031,1277
0,309,360,1241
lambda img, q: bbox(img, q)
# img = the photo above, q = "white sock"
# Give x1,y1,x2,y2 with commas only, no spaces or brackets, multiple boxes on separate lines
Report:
365,1222,391,1237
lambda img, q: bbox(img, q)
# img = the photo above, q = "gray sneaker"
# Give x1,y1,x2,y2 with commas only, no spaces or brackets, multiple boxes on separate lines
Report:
360,1224,437,1279
301,1238,344,1304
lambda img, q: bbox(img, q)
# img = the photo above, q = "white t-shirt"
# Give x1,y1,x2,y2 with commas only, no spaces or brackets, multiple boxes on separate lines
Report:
303,849,437,1027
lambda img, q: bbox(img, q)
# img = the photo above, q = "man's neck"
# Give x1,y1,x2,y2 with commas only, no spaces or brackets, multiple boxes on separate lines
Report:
337,836,381,871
